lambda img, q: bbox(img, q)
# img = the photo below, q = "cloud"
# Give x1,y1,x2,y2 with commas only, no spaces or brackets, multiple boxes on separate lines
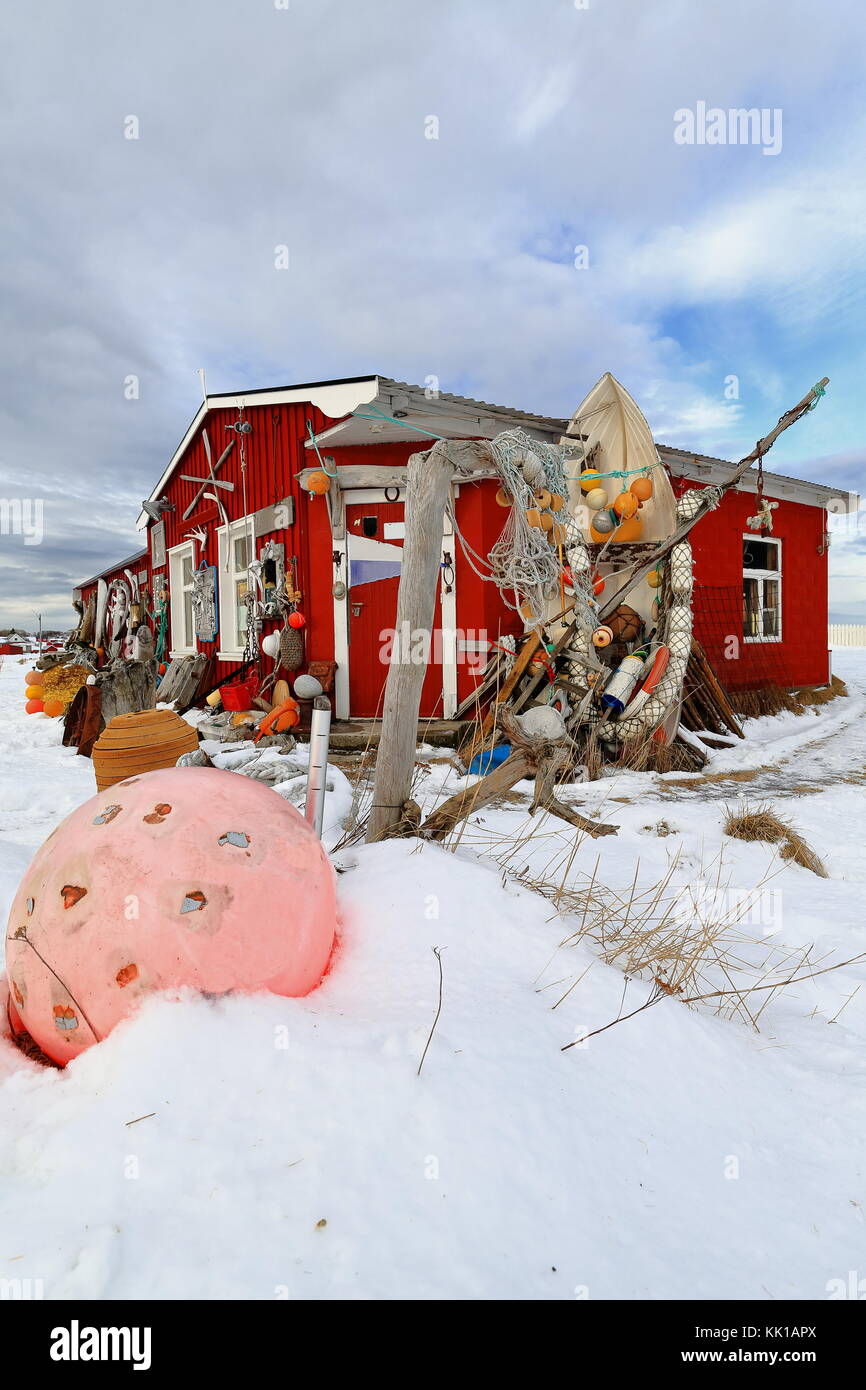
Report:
0,0,864,625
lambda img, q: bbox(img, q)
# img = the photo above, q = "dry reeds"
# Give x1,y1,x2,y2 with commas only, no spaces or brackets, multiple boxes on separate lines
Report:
723,802,827,877
729,684,804,719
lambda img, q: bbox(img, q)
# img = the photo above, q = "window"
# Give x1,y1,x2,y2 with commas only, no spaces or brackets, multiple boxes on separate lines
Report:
742,535,781,642
217,517,255,656
167,542,196,654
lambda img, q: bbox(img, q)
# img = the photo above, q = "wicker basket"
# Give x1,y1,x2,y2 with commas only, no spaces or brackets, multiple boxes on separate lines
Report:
92,709,199,792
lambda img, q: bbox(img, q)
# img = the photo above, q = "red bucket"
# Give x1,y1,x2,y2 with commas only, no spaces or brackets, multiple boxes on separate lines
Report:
220,681,255,711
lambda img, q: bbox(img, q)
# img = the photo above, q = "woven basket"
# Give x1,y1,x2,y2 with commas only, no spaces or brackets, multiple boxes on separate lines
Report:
92,709,199,792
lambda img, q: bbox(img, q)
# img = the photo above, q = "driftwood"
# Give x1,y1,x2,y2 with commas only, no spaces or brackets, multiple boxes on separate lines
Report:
97,659,158,725
62,685,103,759
157,654,206,707
367,438,491,841
458,631,544,766
421,708,617,841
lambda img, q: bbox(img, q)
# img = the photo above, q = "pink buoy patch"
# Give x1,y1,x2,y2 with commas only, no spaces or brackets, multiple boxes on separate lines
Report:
5,766,337,1065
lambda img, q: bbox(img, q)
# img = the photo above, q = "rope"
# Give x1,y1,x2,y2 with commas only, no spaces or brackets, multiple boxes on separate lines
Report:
807,382,826,411
350,406,449,441
306,420,340,476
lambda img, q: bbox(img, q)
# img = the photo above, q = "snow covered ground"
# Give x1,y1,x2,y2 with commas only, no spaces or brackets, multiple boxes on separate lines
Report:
1,652,865,1301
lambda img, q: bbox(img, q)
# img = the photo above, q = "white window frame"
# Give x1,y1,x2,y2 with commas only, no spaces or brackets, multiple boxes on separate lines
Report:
167,540,196,657
743,534,782,643
216,515,256,660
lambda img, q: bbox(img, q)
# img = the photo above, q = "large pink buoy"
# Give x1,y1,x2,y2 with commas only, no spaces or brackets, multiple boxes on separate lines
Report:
5,767,337,1065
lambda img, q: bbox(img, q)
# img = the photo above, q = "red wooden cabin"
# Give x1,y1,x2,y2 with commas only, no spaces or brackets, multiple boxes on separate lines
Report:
109,374,852,717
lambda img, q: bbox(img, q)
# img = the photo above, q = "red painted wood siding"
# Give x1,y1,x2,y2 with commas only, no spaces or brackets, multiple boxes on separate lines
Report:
140,403,831,706
676,478,830,690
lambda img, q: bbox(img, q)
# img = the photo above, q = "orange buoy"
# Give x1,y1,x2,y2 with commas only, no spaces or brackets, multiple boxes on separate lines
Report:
647,568,663,588
533,487,552,510
495,487,511,508
92,710,199,793
25,699,44,715
579,470,604,492
592,625,614,648
43,699,65,718
25,670,44,686
525,507,543,528
630,475,653,502
288,612,306,629
592,576,605,596
549,493,565,511
305,471,332,495
613,491,639,519
25,685,43,700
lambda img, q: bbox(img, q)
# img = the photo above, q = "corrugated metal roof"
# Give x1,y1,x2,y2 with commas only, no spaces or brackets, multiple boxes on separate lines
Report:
660,444,858,508
378,377,570,429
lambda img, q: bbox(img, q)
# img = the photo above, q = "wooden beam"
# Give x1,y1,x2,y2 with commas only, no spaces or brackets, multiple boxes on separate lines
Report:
365,439,490,842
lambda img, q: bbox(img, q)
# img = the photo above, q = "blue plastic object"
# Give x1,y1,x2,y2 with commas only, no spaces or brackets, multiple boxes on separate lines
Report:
468,743,512,776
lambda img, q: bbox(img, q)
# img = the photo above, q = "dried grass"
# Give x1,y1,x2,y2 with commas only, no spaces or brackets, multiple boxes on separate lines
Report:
729,685,803,719
723,802,827,877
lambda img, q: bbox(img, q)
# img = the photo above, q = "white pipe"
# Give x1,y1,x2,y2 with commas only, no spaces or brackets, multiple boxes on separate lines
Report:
304,696,332,838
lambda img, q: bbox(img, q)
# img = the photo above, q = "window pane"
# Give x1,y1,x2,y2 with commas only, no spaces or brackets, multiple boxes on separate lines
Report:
744,538,778,571
183,590,193,646
743,578,760,638
235,580,247,647
182,555,193,584
763,579,779,637
234,533,250,572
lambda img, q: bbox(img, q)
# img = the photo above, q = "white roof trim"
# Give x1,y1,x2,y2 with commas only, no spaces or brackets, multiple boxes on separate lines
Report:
136,378,380,529
660,447,859,511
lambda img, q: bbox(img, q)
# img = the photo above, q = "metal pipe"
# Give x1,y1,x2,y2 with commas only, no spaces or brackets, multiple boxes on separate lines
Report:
304,696,332,838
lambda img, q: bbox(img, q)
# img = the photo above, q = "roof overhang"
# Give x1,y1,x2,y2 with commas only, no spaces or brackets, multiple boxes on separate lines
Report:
135,376,381,529
304,379,569,452
660,445,859,512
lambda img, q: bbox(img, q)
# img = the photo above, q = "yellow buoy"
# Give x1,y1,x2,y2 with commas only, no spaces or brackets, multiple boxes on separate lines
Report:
647,568,663,588
579,470,605,492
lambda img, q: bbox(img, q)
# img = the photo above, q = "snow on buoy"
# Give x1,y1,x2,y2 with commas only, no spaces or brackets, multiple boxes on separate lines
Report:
5,767,337,1066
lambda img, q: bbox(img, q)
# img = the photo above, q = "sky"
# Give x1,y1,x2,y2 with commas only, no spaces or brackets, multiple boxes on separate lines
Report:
0,0,864,628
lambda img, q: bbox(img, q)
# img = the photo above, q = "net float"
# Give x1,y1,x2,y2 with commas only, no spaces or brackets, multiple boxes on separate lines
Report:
630,475,654,502
613,491,639,519
585,487,608,510
647,569,663,588
591,625,614,648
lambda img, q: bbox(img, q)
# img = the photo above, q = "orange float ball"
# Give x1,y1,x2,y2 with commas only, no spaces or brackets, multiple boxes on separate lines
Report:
25,699,44,715
288,612,306,629
613,491,639,519
25,670,44,685
25,685,43,699
43,699,65,718
610,514,644,543
305,471,332,496
630,475,654,502
592,576,605,596
647,569,663,589
592,626,614,649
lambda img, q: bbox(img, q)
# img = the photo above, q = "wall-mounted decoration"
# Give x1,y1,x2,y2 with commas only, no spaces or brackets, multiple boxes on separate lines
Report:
151,520,166,569
191,564,218,643
258,539,286,616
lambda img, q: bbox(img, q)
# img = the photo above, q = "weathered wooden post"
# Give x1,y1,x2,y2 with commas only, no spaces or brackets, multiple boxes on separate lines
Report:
366,438,488,842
